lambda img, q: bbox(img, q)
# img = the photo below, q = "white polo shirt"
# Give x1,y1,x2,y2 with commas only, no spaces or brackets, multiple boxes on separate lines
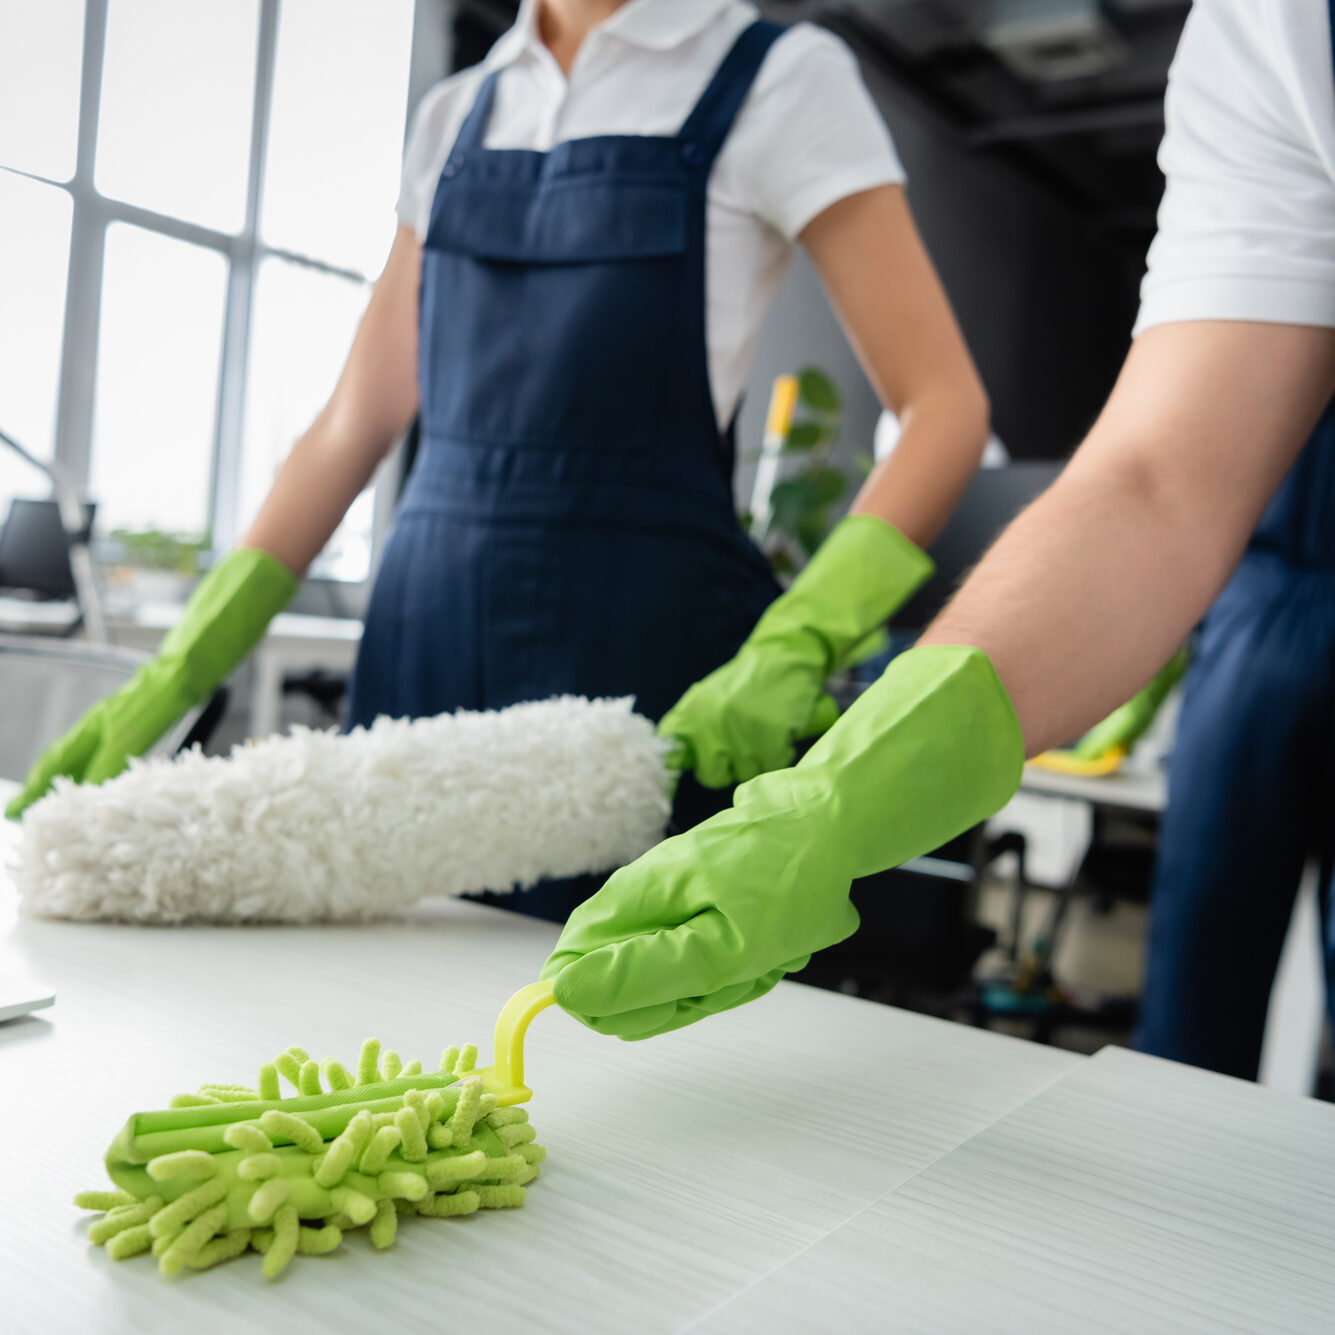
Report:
1136,0,1335,335
396,0,904,427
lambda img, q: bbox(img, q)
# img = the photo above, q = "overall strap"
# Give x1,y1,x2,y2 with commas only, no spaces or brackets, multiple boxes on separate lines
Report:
676,19,785,171
1330,0,1335,103
451,70,502,155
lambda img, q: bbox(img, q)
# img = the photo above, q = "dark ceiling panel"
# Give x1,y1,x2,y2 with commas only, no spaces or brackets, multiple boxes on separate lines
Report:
452,0,1188,244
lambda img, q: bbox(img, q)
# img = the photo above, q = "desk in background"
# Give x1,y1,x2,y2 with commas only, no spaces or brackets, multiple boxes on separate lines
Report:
995,756,1326,1098
1019,759,1167,814
0,600,363,740
105,604,362,738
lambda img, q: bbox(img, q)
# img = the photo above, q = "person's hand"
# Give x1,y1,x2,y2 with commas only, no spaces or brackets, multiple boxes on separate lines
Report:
659,664,838,787
5,673,190,817
6,548,295,819
658,514,932,788
545,644,1024,1038
542,797,858,1038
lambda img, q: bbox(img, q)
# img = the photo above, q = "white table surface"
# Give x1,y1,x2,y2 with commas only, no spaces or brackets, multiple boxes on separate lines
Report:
697,1045,1335,1334
0,801,1076,1335
5,795,1334,1334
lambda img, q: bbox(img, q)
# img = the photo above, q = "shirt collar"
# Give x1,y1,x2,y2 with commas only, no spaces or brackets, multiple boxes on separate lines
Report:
486,0,734,69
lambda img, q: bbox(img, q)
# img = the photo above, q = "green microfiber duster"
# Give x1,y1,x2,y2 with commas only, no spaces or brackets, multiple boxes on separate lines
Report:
74,1038,546,1279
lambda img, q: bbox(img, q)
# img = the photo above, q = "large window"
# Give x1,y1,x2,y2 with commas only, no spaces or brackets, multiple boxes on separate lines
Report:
0,0,416,581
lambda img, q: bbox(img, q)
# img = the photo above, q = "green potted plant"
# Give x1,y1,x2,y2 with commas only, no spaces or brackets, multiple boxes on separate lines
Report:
107,527,211,606
747,367,872,577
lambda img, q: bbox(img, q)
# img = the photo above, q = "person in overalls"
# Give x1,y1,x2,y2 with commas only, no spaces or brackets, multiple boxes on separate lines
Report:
535,0,1335,1045
1132,420,1335,1079
11,1,989,922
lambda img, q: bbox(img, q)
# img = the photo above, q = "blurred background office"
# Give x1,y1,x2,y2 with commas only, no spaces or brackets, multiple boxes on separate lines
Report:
4,2,1325,1094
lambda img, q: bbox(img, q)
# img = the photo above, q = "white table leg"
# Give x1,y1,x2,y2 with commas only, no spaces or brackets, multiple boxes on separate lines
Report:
248,648,285,740
1259,859,1327,1097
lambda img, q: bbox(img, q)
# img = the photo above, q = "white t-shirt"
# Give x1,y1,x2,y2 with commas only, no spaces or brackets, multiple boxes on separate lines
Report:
397,0,904,426
1136,0,1335,335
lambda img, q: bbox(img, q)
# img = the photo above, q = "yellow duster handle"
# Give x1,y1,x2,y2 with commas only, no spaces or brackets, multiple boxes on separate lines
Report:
750,374,800,541
491,979,557,1098
764,373,799,442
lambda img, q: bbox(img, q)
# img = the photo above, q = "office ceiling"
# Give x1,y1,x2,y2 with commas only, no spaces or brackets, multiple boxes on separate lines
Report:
772,0,1188,239
453,0,1190,242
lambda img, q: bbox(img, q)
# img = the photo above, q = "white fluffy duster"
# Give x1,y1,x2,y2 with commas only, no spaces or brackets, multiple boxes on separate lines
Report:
14,696,672,923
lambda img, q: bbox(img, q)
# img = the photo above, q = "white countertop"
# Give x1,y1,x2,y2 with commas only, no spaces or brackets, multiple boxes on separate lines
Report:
1020,759,1167,813
696,1044,1335,1333
3,789,1333,1333
107,604,362,644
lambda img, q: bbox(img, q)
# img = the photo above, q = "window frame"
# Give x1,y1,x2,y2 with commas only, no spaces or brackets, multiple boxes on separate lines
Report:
3,0,450,599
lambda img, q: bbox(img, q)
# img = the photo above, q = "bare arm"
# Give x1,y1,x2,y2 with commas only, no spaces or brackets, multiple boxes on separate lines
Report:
801,185,989,547
921,320,1335,754
241,223,421,574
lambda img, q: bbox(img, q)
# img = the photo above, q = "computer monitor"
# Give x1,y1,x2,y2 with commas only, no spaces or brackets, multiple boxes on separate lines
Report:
891,462,1062,631
0,497,97,599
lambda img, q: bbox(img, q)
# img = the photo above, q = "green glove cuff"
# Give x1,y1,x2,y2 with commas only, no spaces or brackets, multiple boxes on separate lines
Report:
157,548,298,705
748,514,933,674
7,548,298,818
736,643,1024,879
1071,646,1189,760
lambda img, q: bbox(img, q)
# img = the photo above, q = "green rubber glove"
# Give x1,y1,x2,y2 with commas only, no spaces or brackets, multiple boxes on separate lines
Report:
658,514,934,787
1070,646,1189,760
6,548,296,818
543,644,1024,1039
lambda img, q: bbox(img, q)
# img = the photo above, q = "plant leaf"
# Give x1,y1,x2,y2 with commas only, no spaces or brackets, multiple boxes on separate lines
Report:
783,422,824,453
795,509,831,557
797,367,841,415
806,465,848,506
767,475,821,535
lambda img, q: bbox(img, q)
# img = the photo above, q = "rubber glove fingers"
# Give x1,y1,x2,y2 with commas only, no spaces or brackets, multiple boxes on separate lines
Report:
660,708,807,789
5,712,103,819
660,738,692,773
545,902,748,1016
554,969,792,1041
689,736,738,791
691,735,790,790
83,736,138,786
805,692,840,737
665,687,839,790
541,807,860,1039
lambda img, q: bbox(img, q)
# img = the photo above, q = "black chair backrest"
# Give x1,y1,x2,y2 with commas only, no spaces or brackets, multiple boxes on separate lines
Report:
892,461,1062,631
0,497,96,598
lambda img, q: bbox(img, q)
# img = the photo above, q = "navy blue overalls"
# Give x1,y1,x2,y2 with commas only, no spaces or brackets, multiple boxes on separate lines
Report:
347,22,785,916
1133,394,1335,1077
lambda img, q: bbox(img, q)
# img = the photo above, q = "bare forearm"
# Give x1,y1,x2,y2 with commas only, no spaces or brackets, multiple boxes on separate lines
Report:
240,413,395,575
922,455,1240,753
241,224,421,575
850,386,987,547
804,186,988,550
922,322,1335,753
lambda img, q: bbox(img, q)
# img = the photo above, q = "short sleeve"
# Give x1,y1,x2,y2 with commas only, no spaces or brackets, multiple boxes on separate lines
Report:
1135,0,1335,335
395,71,482,239
721,24,906,240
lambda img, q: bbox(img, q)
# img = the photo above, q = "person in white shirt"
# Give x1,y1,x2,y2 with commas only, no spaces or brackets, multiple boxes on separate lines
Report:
534,0,1335,1045
11,0,989,930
